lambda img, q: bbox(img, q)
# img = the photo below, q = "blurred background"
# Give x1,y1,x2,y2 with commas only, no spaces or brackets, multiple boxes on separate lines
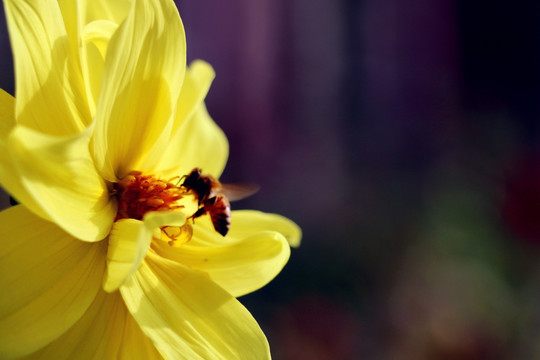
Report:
2,1,540,359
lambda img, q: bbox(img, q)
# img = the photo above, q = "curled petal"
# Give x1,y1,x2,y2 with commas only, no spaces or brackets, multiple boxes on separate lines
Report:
78,0,132,26
92,0,186,181
120,252,271,359
158,101,229,181
82,20,118,59
0,90,49,220
228,210,302,247
153,213,292,297
80,19,118,113
57,0,130,117
4,0,91,134
8,125,116,242
104,211,186,292
173,61,216,136
154,60,227,179
0,206,106,358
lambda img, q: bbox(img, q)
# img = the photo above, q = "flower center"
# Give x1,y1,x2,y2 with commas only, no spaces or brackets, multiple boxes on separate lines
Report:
114,171,184,221
114,171,192,246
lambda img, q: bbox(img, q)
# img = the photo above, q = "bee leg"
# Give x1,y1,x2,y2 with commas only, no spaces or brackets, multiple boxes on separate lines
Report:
191,207,206,222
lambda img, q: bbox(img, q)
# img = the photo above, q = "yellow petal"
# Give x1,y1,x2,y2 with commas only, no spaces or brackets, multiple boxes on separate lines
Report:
0,206,106,359
229,210,302,247
4,0,91,135
154,61,229,179
0,89,15,132
160,101,229,181
56,1,91,116
81,19,118,113
83,20,118,60
104,211,186,293
56,0,82,77
0,90,49,220
57,0,130,118
120,252,271,360
8,125,116,242
118,308,164,360
22,290,162,360
153,211,292,297
92,0,186,181
173,61,216,136
80,0,132,25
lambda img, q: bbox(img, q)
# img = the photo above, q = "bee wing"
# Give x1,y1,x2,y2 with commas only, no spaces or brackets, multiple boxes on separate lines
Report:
218,182,260,202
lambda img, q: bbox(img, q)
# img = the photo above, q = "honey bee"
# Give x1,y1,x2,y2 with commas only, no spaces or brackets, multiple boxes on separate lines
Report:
181,168,259,236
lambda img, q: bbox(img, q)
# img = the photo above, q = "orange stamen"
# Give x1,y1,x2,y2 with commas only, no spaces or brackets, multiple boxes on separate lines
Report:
114,171,184,221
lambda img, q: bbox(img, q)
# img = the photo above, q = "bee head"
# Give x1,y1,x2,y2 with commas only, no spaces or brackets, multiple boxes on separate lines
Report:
182,168,202,188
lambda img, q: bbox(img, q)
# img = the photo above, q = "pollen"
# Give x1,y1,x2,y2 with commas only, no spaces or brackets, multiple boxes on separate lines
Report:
114,171,184,221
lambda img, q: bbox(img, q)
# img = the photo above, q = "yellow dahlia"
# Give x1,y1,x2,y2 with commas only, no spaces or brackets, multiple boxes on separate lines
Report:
0,0,301,358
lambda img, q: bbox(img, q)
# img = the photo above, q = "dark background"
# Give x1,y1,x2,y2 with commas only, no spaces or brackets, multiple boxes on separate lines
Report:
2,1,540,358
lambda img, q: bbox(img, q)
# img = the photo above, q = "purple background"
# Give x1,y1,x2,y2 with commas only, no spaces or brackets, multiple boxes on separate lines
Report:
2,1,540,358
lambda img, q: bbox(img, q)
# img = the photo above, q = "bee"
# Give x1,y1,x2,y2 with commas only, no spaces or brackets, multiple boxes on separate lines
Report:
181,168,259,236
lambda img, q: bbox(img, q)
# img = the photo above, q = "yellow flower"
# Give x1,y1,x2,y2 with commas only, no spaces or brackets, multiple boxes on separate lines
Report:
0,0,301,358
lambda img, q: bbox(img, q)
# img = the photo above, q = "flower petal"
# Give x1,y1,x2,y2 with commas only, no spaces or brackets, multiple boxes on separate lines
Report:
0,89,15,132
0,90,49,219
118,308,164,360
104,211,186,293
82,20,118,60
23,290,162,360
81,19,118,113
154,60,229,179
173,61,216,136
228,210,302,247
120,252,271,359
8,125,116,242
4,0,91,135
57,0,130,118
153,211,292,297
0,206,106,358
92,0,186,181
161,100,229,180
79,0,132,25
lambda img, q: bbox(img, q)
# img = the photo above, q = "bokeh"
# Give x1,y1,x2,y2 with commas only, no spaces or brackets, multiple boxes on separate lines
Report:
2,1,540,359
